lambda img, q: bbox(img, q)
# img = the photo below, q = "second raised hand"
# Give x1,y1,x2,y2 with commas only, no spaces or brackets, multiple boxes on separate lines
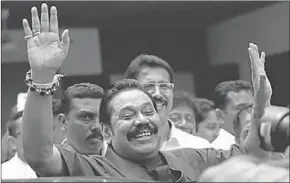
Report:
248,43,272,107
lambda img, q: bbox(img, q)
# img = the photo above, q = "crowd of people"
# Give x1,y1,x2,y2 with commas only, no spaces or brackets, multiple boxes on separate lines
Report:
1,3,289,182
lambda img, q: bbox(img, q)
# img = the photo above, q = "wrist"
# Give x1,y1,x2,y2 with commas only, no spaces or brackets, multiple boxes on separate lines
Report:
31,70,55,84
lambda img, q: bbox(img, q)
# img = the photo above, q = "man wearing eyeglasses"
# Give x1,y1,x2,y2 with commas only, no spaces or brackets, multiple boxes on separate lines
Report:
123,54,212,150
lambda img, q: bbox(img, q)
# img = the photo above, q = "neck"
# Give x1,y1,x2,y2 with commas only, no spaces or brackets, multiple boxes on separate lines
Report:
67,139,102,155
16,152,26,162
109,143,160,166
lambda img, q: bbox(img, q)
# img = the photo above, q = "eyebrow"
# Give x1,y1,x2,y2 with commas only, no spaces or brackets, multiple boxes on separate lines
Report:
144,80,170,84
119,102,153,112
77,109,98,115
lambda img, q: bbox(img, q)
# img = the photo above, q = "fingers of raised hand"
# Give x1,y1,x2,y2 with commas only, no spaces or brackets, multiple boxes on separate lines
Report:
50,6,59,34
27,3,59,37
22,19,33,40
41,3,49,32
31,6,40,34
249,43,260,61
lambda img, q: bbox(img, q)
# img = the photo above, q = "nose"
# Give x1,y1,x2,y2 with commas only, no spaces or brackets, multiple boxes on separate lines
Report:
151,84,162,98
176,118,187,127
213,129,219,138
89,121,101,131
134,113,150,126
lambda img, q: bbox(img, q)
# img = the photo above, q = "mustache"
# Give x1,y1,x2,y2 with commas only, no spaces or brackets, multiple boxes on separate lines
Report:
86,129,104,140
128,124,158,137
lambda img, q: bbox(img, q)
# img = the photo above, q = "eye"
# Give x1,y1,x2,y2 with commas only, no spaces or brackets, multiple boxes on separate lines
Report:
207,124,217,130
160,83,173,90
143,83,155,91
143,108,155,116
81,114,92,121
169,113,181,122
121,113,134,120
185,115,194,121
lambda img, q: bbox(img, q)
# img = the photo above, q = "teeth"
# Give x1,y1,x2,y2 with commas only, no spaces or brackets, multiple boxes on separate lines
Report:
136,132,152,138
156,103,163,109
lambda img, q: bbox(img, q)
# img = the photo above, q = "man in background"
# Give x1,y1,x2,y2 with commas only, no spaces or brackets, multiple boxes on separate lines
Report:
124,54,211,150
211,80,253,150
57,83,107,155
169,91,196,134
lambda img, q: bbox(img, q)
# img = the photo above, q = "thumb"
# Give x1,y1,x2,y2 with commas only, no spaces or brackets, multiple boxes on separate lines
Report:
60,29,70,51
260,52,266,66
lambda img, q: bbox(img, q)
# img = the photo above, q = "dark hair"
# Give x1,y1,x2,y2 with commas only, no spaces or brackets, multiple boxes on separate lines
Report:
1,120,9,138
59,83,104,114
212,80,253,110
192,98,215,130
233,104,253,137
8,110,23,138
99,79,156,127
123,54,174,83
172,91,195,111
52,98,62,116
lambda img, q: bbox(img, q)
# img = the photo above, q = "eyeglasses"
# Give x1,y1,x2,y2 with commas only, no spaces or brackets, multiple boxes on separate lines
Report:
142,83,174,93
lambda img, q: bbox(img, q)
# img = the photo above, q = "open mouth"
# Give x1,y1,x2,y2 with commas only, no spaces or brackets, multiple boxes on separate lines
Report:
127,127,158,141
155,102,166,111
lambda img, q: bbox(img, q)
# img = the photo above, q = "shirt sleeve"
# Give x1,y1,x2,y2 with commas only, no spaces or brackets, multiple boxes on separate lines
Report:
171,144,247,173
55,144,99,176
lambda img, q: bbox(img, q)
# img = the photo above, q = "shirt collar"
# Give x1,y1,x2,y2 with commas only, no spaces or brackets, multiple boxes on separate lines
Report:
160,120,181,150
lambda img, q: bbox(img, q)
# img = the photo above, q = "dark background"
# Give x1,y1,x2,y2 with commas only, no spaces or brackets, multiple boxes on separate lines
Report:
1,1,288,123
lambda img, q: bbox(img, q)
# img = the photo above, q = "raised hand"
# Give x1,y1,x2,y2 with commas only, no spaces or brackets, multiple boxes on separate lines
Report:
248,43,272,108
22,3,70,83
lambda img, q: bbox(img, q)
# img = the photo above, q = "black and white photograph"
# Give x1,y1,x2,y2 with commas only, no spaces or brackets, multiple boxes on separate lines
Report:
1,1,289,182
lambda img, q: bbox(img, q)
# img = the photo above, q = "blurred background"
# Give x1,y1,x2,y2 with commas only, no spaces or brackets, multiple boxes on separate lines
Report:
1,1,289,123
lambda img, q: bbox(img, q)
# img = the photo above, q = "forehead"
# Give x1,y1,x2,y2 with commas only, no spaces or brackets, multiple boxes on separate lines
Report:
137,66,170,83
171,105,194,115
70,98,101,111
110,89,153,112
227,91,254,107
202,110,219,124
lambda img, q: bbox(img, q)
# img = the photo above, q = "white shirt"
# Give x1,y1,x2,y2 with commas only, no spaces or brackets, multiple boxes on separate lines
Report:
211,128,236,150
1,154,37,179
161,120,213,151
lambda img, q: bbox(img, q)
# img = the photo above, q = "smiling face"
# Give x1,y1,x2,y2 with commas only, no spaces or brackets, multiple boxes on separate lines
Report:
169,105,196,134
108,89,162,161
136,66,173,125
196,110,220,143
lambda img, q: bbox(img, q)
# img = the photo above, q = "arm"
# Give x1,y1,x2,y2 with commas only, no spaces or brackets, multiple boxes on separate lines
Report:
22,3,70,176
242,43,273,159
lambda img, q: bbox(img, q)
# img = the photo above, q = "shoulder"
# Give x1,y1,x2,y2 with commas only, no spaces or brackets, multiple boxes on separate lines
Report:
174,128,212,148
163,147,211,173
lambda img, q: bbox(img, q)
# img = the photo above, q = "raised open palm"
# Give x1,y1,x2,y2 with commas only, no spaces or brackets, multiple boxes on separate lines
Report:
22,3,70,77
248,43,272,107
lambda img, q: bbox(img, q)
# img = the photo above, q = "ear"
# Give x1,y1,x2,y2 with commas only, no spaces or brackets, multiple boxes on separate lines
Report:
101,122,113,144
57,113,68,132
215,108,225,124
8,136,17,155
